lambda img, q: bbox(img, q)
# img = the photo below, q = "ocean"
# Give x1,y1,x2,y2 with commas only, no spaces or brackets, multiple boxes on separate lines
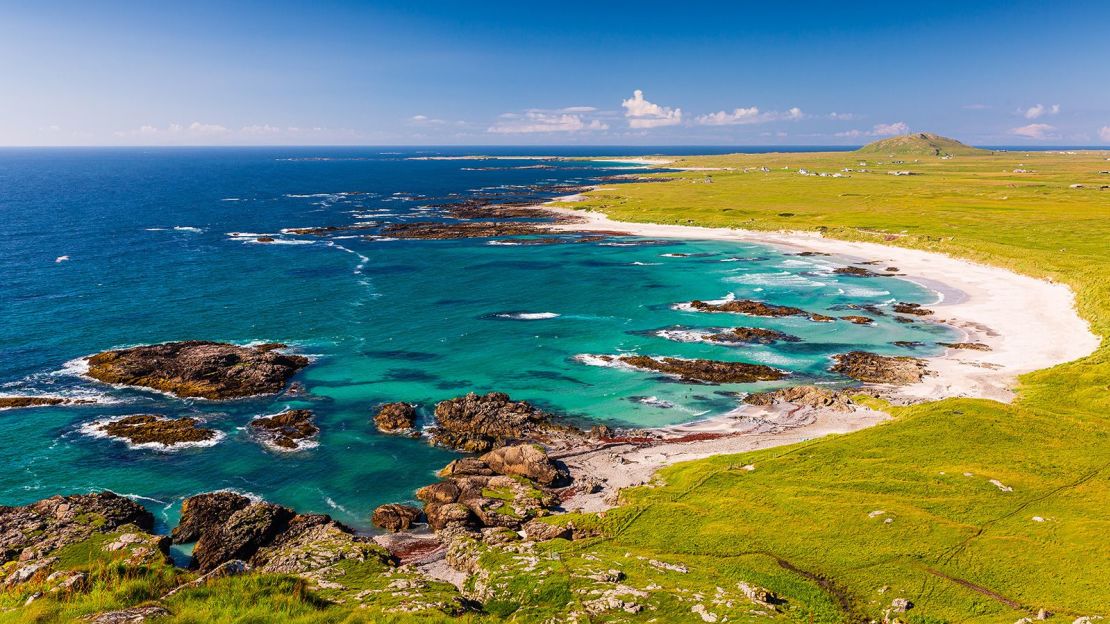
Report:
0,147,957,534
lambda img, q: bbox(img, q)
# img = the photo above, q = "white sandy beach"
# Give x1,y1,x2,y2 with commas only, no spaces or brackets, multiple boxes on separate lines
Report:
537,197,1101,512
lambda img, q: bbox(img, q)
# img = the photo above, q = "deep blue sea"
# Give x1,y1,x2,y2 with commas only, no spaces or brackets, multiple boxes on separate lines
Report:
0,147,956,534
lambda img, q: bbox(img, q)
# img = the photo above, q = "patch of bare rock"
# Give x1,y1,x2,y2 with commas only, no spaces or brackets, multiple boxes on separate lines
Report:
705,327,801,344
606,355,787,384
743,385,856,412
428,391,585,453
0,396,92,410
687,299,836,322
93,414,217,447
84,341,308,399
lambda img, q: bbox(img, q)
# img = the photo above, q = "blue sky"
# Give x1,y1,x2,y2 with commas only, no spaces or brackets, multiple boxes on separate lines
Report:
2,1,1108,146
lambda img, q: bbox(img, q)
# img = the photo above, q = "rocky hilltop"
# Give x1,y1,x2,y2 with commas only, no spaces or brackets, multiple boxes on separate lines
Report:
855,132,989,157
84,341,309,399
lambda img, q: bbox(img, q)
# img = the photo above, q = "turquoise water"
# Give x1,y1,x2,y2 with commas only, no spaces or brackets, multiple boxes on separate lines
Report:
0,147,957,532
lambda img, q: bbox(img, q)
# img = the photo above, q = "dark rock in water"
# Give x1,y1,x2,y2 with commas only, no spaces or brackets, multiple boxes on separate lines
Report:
96,414,217,447
191,502,294,572
480,444,568,486
85,341,309,400
372,504,423,532
250,410,318,450
892,341,925,348
688,299,835,323
743,386,855,412
614,355,786,384
447,203,547,220
893,316,915,324
380,221,552,240
256,236,275,243
831,351,928,385
793,251,830,257
809,313,837,323
429,392,577,453
0,492,154,563
705,327,801,344
373,402,418,434
173,491,252,544
834,266,884,277
0,396,91,410
938,342,991,351
283,224,378,236
840,315,875,325
893,302,934,316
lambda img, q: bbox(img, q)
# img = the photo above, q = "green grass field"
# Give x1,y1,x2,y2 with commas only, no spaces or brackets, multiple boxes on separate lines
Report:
5,145,1108,623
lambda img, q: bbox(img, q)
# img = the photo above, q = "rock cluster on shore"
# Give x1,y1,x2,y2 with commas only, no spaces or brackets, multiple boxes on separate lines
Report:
688,299,836,322
893,302,934,316
705,327,801,344
831,351,928,385
85,341,309,400
428,392,584,453
743,386,856,412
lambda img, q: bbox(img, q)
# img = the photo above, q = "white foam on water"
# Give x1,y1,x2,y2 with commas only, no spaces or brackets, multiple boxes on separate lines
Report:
655,328,710,343
660,253,687,258
326,241,370,274
172,226,204,233
840,286,892,297
672,292,735,312
724,271,825,288
629,261,662,266
487,240,522,246
323,496,350,514
573,354,631,370
634,396,676,409
55,255,69,263
145,228,167,231
496,312,560,320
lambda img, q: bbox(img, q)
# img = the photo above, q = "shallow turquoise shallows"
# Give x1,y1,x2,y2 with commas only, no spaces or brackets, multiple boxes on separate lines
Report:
0,147,956,532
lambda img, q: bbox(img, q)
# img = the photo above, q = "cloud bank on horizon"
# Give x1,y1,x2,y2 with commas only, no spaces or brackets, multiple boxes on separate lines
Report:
1,1,1108,146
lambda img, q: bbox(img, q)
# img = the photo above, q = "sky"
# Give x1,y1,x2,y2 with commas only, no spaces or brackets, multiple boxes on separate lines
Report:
2,1,1109,147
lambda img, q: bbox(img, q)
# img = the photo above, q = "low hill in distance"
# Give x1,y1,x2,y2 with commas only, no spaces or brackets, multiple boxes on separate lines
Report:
856,132,990,157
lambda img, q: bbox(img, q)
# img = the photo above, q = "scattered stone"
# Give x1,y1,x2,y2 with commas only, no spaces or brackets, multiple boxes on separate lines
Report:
94,414,217,447
372,504,423,532
743,386,855,411
738,581,780,608
250,410,318,450
989,479,1013,492
85,341,308,399
613,355,786,384
705,327,801,344
831,351,928,385
374,402,418,434
891,597,914,612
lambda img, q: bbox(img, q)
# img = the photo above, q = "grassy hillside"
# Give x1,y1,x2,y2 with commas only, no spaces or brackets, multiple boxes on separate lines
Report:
855,132,989,157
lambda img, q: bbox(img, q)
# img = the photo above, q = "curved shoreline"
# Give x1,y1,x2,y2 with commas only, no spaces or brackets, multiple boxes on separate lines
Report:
535,196,1101,512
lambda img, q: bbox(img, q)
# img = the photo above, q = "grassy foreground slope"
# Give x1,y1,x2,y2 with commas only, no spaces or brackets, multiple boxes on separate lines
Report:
559,143,1110,620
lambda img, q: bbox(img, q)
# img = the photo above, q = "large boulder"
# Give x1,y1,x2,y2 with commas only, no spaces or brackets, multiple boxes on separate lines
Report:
430,392,556,452
374,402,418,434
0,492,154,563
85,341,309,400
479,444,567,486
172,492,252,544
191,502,294,572
371,504,423,532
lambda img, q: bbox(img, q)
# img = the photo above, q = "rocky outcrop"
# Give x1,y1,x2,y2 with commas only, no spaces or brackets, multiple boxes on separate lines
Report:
611,355,787,384
834,266,883,277
417,445,562,533
180,493,389,574
172,491,252,544
83,605,171,623
250,410,318,450
191,502,294,571
840,315,875,325
893,302,934,316
85,341,309,400
479,444,568,486
380,221,551,240
371,504,423,532
429,392,579,453
743,386,855,412
831,351,928,385
374,402,418,434
0,396,90,410
93,414,217,447
938,342,991,351
688,299,834,323
705,327,801,344
0,492,154,563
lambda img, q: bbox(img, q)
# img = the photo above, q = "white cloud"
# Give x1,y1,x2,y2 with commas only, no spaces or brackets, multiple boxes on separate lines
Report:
240,124,282,135
622,89,682,128
1010,123,1056,139
835,122,909,138
558,106,597,113
488,110,609,134
408,114,447,126
695,106,803,126
1023,104,1060,119
827,112,857,120
115,122,229,138
1098,126,1110,142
